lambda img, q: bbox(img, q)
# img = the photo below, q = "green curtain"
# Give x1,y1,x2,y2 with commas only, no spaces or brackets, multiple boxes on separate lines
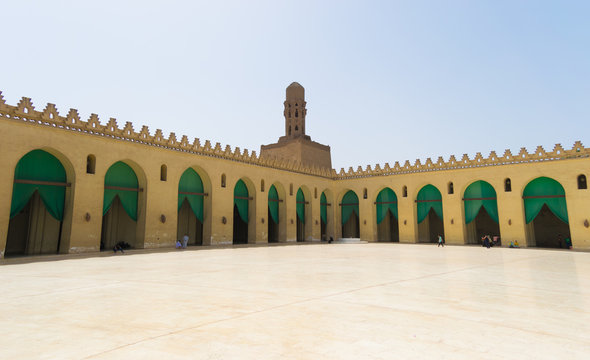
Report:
464,181,499,224
523,177,568,224
320,192,327,224
103,161,138,221
296,188,305,223
341,190,359,225
376,188,398,224
268,185,279,224
178,168,204,222
416,185,443,223
234,179,249,223
10,149,67,221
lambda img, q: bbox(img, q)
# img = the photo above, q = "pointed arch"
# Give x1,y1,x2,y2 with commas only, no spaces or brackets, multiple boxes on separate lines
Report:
10,150,67,221
178,168,205,222
523,177,568,224
375,187,398,224
6,149,73,257
103,161,139,220
416,185,443,223
463,180,498,224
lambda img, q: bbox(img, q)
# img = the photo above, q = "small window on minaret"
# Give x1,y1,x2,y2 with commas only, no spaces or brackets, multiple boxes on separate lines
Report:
295,109,298,118
295,125,298,131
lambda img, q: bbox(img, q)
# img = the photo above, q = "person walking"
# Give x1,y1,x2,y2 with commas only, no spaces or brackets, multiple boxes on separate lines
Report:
182,233,189,249
437,234,444,247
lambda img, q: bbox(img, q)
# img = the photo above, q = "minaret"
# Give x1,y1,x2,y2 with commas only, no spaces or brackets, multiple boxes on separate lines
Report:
260,82,331,169
284,82,307,139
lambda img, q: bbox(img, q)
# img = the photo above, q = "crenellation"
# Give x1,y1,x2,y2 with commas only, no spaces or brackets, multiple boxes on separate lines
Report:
191,137,200,150
105,118,119,135
572,140,584,152
224,145,233,157
0,91,588,181
179,135,190,148
84,113,98,131
41,103,59,121
167,132,177,146
153,129,164,144
122,121,135,137
474,152,483,163
139,125,151,140
16,97,35,115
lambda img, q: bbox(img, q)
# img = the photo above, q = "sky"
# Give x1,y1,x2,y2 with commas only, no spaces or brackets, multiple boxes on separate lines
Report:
1,0,589,171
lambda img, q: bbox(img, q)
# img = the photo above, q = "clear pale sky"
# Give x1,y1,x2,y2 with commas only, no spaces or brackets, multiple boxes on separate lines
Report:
2,1,589,171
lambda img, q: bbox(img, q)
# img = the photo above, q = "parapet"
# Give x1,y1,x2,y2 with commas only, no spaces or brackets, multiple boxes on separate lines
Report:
1,90,586,181
0,91,337,178
335,142,588,179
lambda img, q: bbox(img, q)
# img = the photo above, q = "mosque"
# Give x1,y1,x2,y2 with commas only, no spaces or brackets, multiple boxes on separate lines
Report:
0,82,588,258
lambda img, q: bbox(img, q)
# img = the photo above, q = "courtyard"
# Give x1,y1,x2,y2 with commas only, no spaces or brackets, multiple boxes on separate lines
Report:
1,243,589,359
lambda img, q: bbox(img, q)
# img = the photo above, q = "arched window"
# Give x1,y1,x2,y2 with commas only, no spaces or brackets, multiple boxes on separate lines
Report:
504,178,512,192
261,179,265,192
295,125,298,131
448,182,454,194
363,188,368,199
402,186,407,197
578,174,587,189
86,154,96,174
221,174,226,188
290,183,293,196
160,164,167,181
295,109,298,118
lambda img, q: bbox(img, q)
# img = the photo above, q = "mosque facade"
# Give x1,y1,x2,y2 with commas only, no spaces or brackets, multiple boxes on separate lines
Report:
0,83,589,258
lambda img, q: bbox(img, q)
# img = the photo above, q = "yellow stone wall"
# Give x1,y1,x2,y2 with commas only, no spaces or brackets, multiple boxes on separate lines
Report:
1,94,589,258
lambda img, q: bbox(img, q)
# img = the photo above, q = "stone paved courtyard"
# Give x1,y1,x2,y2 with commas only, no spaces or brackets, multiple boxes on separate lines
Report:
1,243,589,359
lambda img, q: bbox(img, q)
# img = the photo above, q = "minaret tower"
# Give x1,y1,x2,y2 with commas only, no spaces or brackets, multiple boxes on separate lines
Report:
284,82,308,139
260,82,332,169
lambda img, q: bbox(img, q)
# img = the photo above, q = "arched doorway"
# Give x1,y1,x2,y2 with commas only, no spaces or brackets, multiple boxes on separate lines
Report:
101,161,139,251
177,168,205,247
463,181,500,245
268,184,280,243
376,188,399,242
6,150,69,257
296,188,308,242
416,185,444,243
320,192,330,241
341,190,359,238
523,177,570,248
233,179,251,244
